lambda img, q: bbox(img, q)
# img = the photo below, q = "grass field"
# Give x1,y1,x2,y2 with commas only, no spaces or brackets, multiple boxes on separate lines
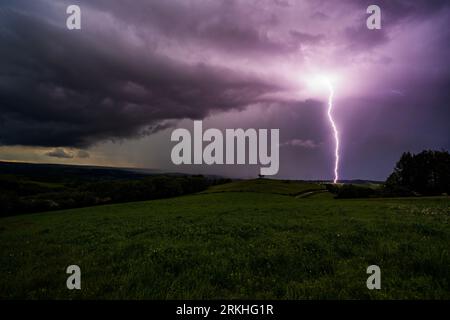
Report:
0,179,449,299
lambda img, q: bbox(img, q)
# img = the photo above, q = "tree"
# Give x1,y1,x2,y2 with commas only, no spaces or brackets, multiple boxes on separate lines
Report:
386,150,450,195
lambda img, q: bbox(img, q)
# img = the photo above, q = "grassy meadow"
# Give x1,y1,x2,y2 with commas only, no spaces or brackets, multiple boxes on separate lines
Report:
0,179,449,299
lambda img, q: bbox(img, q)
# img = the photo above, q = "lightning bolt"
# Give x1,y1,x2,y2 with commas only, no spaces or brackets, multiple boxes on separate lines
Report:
325,79,339,184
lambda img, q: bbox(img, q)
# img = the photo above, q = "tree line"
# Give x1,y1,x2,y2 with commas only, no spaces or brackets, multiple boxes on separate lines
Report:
327,150,450,198
0,174,230,217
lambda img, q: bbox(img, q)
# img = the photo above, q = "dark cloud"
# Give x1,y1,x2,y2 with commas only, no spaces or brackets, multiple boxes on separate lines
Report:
45,148,90,159
87,0,287,55
194,21,291,55
338,0,448,52
45,148,74,159
0,3,283,147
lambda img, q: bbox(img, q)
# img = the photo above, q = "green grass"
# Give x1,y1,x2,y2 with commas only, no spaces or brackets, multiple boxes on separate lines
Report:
0,180,449,299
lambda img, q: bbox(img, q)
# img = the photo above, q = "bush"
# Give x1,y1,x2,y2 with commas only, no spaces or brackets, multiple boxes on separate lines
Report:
333,184,376,199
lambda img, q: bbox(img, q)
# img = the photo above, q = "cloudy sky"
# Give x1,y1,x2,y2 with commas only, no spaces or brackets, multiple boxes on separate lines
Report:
0,0,449,180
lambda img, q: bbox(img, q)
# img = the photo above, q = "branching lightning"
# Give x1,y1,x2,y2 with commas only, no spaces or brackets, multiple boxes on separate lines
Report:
324,79,339,184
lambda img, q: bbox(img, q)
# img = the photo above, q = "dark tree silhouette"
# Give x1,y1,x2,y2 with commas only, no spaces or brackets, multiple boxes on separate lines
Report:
386,150,450,195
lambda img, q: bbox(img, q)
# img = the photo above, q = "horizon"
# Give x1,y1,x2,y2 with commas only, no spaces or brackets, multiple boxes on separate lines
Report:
0,159,394,183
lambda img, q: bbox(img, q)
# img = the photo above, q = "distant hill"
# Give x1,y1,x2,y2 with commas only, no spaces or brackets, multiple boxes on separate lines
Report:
0,161,229,216
203,178,325,196
0,161,225,182
0,161,156,183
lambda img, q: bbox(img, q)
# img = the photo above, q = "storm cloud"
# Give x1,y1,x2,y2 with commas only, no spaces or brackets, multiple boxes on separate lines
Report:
0,0,448,180
45,148,74,159
0,0,286,147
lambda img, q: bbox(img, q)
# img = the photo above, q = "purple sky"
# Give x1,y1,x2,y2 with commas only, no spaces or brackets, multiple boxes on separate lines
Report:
0,0,449,180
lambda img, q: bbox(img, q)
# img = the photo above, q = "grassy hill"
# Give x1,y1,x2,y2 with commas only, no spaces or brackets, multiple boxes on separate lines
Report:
0,162,227,217
0,179,449,299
